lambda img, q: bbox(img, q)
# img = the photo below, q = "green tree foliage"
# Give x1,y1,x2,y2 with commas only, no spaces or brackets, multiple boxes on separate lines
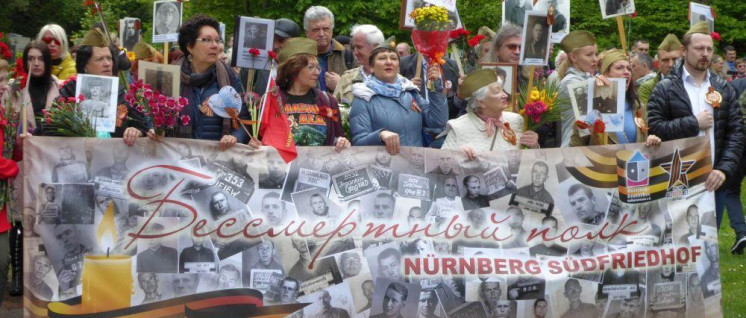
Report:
1,0,745,56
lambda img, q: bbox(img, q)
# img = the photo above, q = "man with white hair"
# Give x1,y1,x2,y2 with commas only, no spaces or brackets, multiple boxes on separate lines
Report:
304,6,354,92
333,24,384,105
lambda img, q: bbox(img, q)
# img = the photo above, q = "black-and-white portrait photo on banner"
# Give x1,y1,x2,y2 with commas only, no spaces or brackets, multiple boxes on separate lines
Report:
587,78,625,133
399,0,463,30
231,16,275,70
533,0,570,43
74,74,119,133
480,63,517,96
690,2,715,33
138,61,181,98
502,0,533,27
152,1,183,43
599,0,635,19
119,18,140,51
519,11,551,66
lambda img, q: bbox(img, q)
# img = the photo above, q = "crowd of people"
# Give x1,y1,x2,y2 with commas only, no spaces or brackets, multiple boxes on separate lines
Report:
1,4,745,311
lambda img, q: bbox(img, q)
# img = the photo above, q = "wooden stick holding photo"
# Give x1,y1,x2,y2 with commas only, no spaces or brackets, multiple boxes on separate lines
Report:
616,16,627,52
450,43,465,76
163,42,169,64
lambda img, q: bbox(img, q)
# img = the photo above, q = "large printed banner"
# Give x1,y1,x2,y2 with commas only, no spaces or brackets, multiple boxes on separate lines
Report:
21,136,722,317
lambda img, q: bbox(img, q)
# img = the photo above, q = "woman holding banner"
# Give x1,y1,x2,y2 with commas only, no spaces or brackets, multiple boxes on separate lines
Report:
57,28,148,144
269,37,348,150
36,24,76,81
569,49,661,147
349,42,448,155
441,68,539,159
556,31,598,148
155,14,249,151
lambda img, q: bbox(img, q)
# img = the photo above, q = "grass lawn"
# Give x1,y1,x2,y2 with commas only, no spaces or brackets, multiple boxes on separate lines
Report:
718,180,746,316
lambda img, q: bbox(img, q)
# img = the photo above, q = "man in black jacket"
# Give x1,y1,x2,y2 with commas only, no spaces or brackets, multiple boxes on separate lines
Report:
647,22,746,254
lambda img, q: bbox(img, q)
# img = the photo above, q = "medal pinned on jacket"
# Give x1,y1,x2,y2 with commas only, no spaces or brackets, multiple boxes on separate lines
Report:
634,109,648,133
502,122,517,146
705,87,722,108
411,98,422,113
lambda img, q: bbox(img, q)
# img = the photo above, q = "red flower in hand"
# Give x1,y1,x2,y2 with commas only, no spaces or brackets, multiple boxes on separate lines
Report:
711,32,721,41
467,35,485,47
575,120,590,130
268,51,277,61
248,48,260,57
593,119,606,134
449,28,470,39
318,106,339,122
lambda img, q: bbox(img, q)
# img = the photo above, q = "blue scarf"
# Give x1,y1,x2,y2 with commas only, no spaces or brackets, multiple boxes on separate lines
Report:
366,76,403,98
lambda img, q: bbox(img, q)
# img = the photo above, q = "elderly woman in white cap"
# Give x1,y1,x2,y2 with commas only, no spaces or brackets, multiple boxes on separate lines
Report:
442,69,539,160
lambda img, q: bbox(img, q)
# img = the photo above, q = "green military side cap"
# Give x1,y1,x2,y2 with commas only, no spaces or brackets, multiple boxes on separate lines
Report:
133,42,155,60
458,68,499,99
277,37,318,64
378,36,396,50
79,28,110,47
658,34,682,52
686,21,710,36
559,30,596,53
600,49,628,74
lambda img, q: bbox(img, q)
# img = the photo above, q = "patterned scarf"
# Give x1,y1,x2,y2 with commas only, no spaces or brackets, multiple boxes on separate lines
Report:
177,57,233,138
476,112,506,137
366,76,403,99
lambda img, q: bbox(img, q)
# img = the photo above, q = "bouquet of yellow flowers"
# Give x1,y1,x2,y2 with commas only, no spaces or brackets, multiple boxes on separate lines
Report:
410,5,454,66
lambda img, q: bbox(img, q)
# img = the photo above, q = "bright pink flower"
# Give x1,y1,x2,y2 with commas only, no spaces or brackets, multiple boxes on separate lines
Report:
178,97,188,107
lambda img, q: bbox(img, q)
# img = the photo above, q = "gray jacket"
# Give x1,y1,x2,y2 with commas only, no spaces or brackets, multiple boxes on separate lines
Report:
349,78,447,147
558,66,593,147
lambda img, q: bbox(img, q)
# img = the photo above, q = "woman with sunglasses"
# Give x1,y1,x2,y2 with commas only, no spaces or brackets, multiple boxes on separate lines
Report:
147,15,250,151
37,24,76,81
264,37,347,149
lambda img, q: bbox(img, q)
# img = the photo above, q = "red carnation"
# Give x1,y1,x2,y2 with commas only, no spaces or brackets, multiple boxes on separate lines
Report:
631,11,638,18
0,42,11,60
575,120,590,129
593,119,605,134
449,28,470,39
268,51,277,61
467,35,486,47
711,32,721,41
248,48,260,57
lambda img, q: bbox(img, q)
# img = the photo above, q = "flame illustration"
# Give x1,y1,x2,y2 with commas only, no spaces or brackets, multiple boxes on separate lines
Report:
97,201,117,252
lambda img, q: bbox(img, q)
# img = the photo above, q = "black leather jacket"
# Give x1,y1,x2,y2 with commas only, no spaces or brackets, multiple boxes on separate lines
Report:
647,60,744,180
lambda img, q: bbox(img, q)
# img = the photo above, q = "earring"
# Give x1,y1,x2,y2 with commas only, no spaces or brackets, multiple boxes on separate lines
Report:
188,55,193,62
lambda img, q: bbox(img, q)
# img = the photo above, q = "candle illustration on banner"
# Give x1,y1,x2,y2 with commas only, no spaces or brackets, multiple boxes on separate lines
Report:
82,201,134,313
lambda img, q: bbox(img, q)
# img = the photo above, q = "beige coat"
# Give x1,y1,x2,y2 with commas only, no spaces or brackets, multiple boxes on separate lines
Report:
442,111,524,152
12,76,62,131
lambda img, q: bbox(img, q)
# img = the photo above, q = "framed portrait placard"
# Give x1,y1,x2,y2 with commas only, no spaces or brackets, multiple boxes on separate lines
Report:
532,0,570,43
152,1,183,43
599,0,635,19
138,61,181,98
399,0,463,30
119,18,140,51
74,74,119,133
585,78,626,133
519,11,551,66
478,63,517,97
690,2,715,33
231,16,275,70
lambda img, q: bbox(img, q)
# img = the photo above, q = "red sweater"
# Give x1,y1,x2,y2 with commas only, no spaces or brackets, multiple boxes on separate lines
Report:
0,128,19,233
